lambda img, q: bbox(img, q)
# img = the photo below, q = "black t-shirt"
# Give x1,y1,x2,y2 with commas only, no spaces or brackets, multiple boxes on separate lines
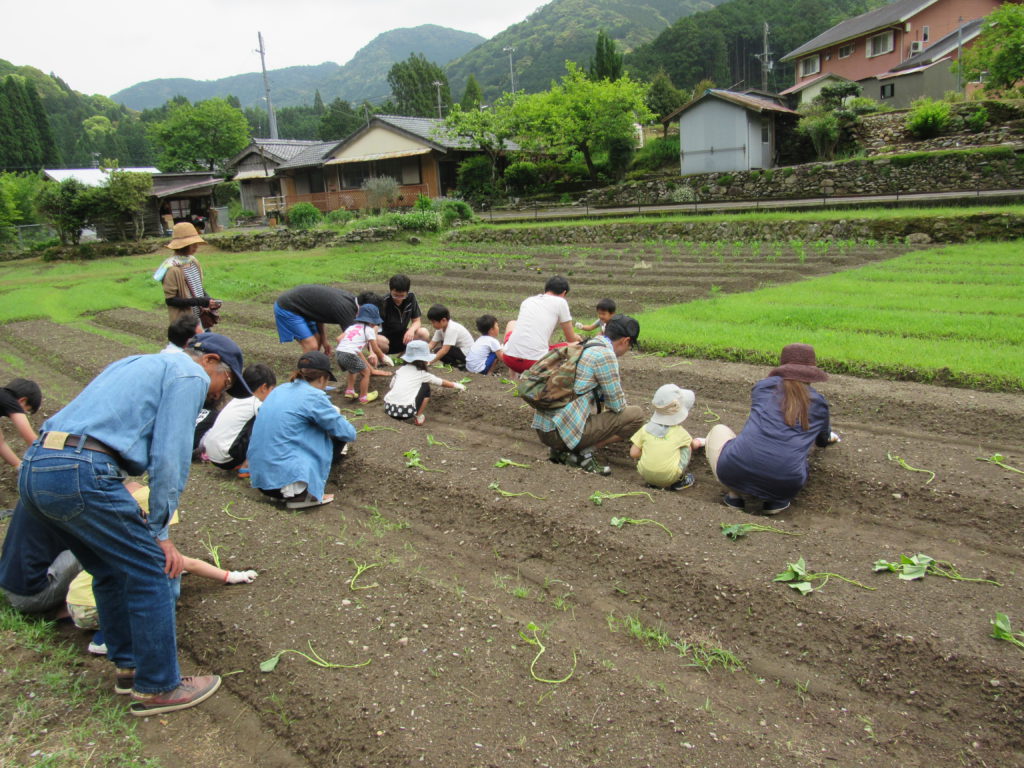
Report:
276,285,358,330
0,388,25,419
381,292,422,336
0,505,67,596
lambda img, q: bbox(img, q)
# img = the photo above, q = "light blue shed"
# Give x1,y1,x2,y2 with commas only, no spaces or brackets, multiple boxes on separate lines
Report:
665,89,797,175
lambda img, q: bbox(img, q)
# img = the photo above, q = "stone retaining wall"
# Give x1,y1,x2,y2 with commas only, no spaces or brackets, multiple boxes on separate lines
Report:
445,212,1024,246
207,227,399,253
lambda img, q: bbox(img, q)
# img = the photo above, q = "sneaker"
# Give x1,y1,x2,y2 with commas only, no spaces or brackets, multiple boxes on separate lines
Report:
358,391,378,404
575,452,611,476
547,447,571,465
87,631,107,656
722,494,745,510
760,499,791,515
114,668,135,695
668,473,695,491
129,675,221,717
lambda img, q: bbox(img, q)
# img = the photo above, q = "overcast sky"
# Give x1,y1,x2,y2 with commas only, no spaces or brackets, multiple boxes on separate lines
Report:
3,0,550,96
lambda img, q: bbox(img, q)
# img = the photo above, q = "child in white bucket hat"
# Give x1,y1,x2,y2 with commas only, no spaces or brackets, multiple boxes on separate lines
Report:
383,340,465,426
629,384,704,491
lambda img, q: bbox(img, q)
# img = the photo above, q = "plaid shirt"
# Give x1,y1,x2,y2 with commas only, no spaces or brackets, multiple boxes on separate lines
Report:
532,336,628,449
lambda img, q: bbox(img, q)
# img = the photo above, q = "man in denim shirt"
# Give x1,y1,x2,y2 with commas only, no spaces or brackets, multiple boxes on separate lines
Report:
13,333,249,716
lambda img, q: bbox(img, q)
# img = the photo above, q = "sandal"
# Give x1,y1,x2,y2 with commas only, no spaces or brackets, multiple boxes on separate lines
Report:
285,493,335,510
359,391,378,404
343,389,357,400
413,413,426,426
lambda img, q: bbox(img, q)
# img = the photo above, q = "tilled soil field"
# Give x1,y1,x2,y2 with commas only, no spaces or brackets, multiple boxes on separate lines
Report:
1,242,1021,768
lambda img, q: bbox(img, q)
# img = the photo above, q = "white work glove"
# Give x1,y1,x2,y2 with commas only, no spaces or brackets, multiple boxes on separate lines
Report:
828,431,841,444
574,321,584,329
226,570,258,584
692,437,706,450
453,382,466,392
381,354,393,367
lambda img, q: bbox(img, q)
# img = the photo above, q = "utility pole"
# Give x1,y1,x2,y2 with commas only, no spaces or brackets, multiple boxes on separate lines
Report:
432,80,443,119
754,22,773,92
956,16,964,92
503,46,516,93
256,31,279,139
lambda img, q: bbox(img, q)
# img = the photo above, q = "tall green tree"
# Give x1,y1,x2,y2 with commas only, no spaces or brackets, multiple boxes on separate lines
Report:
460,75,483,111
957,5,1024,94
36,177,91,245
387,54,451,118
148,98,250,172
646,70,688,136
589,30,624,81
105,169,153,240
441,93,517,178
319,98,362,141
514,62,652,181
313,90,325,115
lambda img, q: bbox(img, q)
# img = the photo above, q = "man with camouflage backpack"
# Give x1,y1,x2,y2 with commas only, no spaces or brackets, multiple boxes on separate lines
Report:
531,315,643,475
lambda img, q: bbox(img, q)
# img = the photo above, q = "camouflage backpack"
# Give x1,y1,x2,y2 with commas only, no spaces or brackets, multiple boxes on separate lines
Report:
518,341,603,410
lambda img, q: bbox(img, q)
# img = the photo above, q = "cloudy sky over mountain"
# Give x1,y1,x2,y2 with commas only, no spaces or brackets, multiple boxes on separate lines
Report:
5,0,549,96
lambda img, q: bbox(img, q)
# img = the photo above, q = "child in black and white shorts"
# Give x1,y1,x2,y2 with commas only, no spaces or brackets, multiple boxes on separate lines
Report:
383,341,465,426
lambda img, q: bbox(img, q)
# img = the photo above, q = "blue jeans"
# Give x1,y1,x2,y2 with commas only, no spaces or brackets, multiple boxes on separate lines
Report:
18,441,180,693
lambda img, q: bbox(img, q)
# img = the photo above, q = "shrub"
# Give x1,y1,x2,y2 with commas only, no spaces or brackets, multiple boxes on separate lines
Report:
797,113,841,160
607,137,635,181
286,202,322,230
440,199,474,225
349,211,441,233
413,193,434,211
631,135,680,172
906,98,952,139
716,173,734,188
456,155,499,204
325,208,356,227
362,176,400,211
668,185,695,203
503,161,540,195
965,106,990,133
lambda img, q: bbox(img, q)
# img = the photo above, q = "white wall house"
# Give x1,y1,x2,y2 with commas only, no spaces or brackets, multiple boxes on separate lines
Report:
664,90,798,176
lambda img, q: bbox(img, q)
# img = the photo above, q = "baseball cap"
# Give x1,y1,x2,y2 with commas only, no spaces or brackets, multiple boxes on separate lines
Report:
297,350,337,381
187,333,251,398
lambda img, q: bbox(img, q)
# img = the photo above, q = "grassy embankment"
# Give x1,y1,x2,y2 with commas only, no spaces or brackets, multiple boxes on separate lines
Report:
637,242,1024,391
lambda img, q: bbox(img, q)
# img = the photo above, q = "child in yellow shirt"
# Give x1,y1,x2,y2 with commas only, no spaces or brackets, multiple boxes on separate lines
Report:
629,385,705,491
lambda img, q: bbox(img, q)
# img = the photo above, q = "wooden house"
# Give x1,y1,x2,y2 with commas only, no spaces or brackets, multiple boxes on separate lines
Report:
228,139,325,215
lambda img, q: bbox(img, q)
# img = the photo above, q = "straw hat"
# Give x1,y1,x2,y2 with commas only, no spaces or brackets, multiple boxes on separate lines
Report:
769,343,828,383
165,222,206,250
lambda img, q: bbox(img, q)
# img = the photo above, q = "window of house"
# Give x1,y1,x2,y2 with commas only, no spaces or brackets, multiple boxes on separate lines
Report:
867,30,894,57
800,55,820,77
340,163,370,190
880,83,895,99
922,26,930,43
761,117,771,144
838,43,854,58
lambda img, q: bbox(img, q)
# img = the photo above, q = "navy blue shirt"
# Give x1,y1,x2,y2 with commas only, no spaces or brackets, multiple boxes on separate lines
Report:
0,505,67,596
716,376,830,502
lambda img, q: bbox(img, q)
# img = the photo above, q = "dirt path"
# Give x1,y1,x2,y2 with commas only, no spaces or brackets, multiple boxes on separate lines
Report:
1,242,1021,768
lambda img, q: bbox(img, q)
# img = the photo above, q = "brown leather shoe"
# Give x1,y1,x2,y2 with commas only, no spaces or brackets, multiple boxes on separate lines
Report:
129,675,221,716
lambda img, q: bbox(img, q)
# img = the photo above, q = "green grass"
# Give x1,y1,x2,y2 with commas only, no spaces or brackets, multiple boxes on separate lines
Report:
637,242,1024,390
0,239,527,324
0,603,160,767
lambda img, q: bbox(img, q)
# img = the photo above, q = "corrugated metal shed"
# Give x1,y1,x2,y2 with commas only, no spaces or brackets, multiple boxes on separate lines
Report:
663,90,796,125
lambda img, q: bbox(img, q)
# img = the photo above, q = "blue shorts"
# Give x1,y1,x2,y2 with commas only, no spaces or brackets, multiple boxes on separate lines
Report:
274,303,318,343
473,351,497,375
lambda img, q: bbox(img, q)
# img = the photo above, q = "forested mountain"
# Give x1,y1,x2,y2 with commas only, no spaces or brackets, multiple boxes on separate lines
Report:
444,0,730,100
112,25,485,110
0,60,152,171
627,0,885,93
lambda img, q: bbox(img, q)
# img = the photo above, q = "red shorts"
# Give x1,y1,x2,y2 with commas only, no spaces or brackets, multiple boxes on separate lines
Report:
503,354,537,374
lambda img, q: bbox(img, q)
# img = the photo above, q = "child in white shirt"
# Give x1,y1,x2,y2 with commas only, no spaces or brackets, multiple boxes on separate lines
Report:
465,314,504,375
384,341,465,426
335,304,390,404
426,304,474,369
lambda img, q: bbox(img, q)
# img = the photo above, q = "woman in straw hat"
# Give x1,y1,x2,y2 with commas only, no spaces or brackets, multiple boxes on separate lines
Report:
705,344,840,515
154,222,222,332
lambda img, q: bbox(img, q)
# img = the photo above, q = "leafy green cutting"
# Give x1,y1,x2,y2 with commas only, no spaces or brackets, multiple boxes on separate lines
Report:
976,453,1024,474
489,481,546,500
590,490,654,506
200,531,224,568
404,448,444,472
359,424,398,433
610,516,672,538
340,407,365,417
494,457,530,468
458,377,472,385
260,641,370,672
774,557,876,595
223,501,254,522
702,406,720,423
886,452,935,483
426,434,459,450
518,622,577,684
348,559,380,590
872,553,1001,586
991,612,1024,651
720,522,802,541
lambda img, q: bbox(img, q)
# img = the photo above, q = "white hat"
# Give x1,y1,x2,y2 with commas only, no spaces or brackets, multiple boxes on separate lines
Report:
401,340,433,363
651,384,694,426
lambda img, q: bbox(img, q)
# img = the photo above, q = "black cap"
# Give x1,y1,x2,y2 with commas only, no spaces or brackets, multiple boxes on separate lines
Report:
604,314,640,346
187,333,252,398
297,351,337,381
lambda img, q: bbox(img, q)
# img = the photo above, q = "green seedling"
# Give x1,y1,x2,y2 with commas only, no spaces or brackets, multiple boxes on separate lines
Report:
348,559,380,590
404,448,444,472
518,622,577,684
660,360,692,369
359,424,398,433
773,557,876,595
340,407,365,418
591,490,654,506
991,612,1024,651
610,516,672,538
976,453,1024,474
886,452,935,484
426,434,459,450
458,377,472,385
489,481,546,500
260,640,370,672
494,457,530,469
720,522,802,541
433,362,454,371
702,406,720,423
872,553,1001,586
223,501,254,522
200,530,224,568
